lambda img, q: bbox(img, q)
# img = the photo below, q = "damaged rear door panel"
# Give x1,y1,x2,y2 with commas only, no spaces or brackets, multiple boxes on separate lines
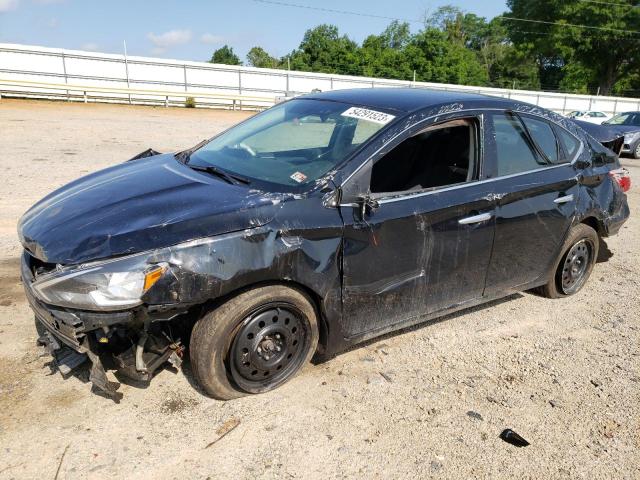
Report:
482,112,583,294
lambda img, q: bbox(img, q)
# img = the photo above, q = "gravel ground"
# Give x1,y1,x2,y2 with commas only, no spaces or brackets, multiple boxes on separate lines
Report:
0,99,638,480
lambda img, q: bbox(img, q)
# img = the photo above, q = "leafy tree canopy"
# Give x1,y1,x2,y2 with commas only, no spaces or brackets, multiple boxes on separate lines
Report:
208,2,640,96
210,45,242,66
246,46,280,69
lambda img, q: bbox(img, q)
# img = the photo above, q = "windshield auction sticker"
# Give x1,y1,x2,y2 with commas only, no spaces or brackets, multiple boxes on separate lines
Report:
341,107,395,125
290,171,308,183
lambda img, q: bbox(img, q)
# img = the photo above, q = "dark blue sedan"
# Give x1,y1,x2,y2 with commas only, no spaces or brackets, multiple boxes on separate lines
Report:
19,88,631,400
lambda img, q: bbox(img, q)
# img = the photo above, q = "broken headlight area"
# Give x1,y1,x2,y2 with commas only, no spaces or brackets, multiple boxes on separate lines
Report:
34,307,189,402
31,253,169,311
22,248,201,400
23,230,271,399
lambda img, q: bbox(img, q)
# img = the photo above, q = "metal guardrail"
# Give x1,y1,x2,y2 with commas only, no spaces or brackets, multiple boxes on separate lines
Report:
3,43,640,114
0,78,276,109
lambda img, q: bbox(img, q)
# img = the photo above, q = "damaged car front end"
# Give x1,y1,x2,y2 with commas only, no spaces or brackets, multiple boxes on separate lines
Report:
22,245,189,399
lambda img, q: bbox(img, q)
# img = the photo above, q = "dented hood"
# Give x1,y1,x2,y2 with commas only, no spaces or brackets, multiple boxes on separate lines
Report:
18,154,279,265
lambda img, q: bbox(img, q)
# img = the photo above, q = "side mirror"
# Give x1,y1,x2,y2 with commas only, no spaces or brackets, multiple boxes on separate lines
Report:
357,194,379,219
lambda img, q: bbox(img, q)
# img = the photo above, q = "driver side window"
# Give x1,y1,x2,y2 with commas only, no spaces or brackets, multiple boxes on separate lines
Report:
369,118,478,194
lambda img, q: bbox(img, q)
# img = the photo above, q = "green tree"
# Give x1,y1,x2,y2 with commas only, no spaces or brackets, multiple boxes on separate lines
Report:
506,0,640,95
210,45,242,65
246,46,280,68
410,28,489,86
360,22,414,80
427,7,539,89
288,24,362,75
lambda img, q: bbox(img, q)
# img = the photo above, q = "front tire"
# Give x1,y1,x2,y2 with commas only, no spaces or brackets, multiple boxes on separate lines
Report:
633,143,640,159
537,223,599,298
190,285,319,400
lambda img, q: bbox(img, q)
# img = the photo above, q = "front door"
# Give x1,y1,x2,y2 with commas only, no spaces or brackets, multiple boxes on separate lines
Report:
339,115,496,339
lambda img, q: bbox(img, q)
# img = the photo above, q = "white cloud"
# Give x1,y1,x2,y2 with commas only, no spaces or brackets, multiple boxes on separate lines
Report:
147,29,192,49
81,42,99,51
200,33,224,45
0,0,19,12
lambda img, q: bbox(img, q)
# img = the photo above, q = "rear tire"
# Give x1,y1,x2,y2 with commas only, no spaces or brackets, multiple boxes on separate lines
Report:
537,223,599,298
633,143,640,159
190,285,319,400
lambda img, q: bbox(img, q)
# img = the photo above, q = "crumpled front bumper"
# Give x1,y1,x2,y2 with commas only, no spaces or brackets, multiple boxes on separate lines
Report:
21,252,183,401
21,252,134,350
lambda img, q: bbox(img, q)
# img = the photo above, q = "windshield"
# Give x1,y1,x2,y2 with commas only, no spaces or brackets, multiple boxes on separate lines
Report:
604,112,640,126
186,99,393,189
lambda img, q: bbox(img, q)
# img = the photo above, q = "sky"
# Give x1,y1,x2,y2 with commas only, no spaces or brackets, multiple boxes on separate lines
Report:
0,0,508,62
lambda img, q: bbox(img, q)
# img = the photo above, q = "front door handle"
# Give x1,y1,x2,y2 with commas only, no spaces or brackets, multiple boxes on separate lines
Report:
459,212,492,225
554,194,574,204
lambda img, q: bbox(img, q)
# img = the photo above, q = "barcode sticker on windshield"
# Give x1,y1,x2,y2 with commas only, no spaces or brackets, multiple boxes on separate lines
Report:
290,171,307,183
341,107,395,125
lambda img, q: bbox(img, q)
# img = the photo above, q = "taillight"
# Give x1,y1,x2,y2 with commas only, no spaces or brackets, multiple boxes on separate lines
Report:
609,168,631,192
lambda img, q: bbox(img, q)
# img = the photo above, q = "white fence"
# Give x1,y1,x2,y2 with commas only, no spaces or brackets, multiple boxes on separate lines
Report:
2,42,640,114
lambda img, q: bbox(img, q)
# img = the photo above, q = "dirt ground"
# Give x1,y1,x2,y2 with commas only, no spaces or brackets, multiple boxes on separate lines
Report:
0,99,638,480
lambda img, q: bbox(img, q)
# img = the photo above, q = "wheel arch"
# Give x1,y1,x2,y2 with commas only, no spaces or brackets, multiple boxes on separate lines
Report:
578,215,604,236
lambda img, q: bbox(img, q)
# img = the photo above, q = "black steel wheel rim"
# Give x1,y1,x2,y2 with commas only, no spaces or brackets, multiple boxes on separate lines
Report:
560,239,592,294
229,303,309,392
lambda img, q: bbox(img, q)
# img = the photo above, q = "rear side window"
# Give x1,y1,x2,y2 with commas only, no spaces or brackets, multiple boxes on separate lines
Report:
557,128,581,160
522,117,559,163
492,114,545,176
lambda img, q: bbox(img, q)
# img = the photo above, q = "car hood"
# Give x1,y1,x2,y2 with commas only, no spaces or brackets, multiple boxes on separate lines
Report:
18,154,281,265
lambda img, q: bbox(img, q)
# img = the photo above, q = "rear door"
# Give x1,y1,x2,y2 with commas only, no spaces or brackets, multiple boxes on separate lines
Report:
483,112,581,295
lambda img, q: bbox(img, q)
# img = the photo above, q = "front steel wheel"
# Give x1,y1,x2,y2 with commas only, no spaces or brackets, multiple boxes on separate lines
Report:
229,303,312,393
190,285,319,399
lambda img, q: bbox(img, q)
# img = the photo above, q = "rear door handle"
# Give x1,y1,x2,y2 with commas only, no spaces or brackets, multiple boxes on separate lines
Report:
459,212,492,225
554,194,574,204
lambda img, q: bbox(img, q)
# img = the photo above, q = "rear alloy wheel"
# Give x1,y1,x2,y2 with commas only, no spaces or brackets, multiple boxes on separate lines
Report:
190,285,319,399
633,143,640,159
537,223,599,298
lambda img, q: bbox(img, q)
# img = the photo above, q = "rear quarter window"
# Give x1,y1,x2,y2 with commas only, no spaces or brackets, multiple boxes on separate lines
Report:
556,128,581,161
492,114,546,176
522,117,559,163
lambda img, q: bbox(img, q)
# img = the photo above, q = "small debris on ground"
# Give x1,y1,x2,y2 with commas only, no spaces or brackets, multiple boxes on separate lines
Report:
466,411,484,421
367,375,386,385
205,418,241,449
499,429,530,447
